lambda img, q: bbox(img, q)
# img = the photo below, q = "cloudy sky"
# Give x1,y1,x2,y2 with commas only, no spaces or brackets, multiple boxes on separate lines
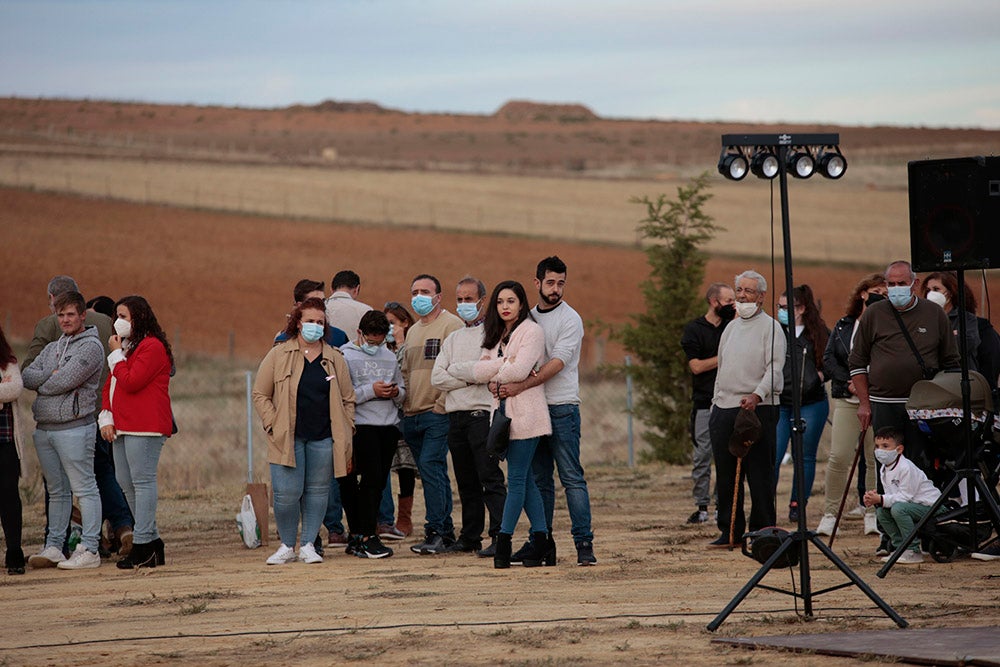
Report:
2,0,998,128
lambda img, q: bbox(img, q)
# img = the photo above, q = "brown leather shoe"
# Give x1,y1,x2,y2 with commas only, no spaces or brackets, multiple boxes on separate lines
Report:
396,495,414,536
115,527,134,557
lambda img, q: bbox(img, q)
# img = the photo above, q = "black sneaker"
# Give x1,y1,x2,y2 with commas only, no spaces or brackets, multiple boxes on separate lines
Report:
345,534,363,556
972,540,1000,561
576,540,597,566
410,533,446,555
444,538,482,553
357,535,393,559
687,509,710,524
477,538,497,558
788,503,799,523
509,538,532,565
313,534,324,557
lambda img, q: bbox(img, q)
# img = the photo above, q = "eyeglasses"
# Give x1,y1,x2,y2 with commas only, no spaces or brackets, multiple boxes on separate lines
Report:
735,287,759,296
384,301,402,310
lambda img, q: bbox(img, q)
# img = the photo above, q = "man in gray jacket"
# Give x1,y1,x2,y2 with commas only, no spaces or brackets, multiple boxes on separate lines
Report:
23,291,105,570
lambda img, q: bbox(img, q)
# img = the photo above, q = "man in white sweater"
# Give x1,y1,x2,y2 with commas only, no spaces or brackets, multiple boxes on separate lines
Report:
708,270,785,547
431,276,507,557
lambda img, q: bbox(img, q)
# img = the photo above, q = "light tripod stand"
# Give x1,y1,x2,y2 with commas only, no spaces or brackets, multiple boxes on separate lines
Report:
708,133,906,631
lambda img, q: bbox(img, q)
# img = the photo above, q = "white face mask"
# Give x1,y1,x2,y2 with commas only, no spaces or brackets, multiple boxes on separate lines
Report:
734,301,759,319
874,448,900,466
114,318,132,339
925,290,947,308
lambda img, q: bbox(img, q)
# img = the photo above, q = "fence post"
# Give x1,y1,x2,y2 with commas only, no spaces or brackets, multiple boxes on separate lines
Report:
625,355,634,468
246,370,253,484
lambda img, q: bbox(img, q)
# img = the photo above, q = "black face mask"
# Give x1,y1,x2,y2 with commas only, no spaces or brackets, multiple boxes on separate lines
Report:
865,292,886,307
716,303,737,321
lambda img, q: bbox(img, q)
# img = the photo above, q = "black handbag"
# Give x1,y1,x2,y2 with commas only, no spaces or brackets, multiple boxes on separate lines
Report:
486,399,512,461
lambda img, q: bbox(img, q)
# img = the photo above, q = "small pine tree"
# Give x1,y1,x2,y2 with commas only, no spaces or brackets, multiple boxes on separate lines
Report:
618,173,722,463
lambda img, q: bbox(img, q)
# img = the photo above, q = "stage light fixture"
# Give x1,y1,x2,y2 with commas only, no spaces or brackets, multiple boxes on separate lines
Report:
718,148,749,180
817,146,847,179
750,149,779,179
786,149,815,178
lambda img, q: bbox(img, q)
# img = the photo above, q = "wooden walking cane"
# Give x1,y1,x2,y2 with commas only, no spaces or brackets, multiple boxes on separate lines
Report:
729,457,743,549
828,429,866,548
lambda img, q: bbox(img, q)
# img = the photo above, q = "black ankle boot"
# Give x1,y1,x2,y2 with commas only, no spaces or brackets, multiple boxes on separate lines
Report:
544,531,557,566
151,538,165,565
117,541,157,569
522,531,550,568
494,533,512,569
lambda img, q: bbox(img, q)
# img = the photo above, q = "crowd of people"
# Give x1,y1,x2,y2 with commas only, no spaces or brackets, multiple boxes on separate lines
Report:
6,258,1000,576
0,276,173,573
682,261,1000,563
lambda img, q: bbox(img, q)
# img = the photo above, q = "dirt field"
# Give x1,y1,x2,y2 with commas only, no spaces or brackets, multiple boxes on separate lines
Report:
3,461,999,666
6,187,1000,367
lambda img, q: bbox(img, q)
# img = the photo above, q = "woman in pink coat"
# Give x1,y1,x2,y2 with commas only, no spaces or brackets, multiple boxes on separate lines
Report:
474,280,551,569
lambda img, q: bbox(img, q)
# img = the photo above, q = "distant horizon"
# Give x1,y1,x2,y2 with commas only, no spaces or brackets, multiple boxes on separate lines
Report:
5,94,995,133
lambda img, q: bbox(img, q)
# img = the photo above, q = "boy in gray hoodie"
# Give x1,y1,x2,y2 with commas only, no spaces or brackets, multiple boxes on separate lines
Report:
22,291,105,570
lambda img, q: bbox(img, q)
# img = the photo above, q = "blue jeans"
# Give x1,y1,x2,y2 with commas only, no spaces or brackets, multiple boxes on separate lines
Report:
270,437,332,547
35,423,102,553
95,435,133,531
322,477,345,537
532,403,593,543
378,472,395,526
401,411,454,538
501,436,546,535
113,435,165,544
774,398,830,505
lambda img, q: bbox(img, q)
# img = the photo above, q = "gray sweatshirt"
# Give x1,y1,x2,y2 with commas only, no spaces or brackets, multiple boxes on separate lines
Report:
22,325,104,430
340,342,405,427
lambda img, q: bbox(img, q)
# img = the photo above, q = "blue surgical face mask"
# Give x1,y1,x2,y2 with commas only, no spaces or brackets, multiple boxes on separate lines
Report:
386,324,395,344
456,302,480,322
887,284,913,308
301,322,324,343
777,307,789,326
874,448,900,466
360,342,381,356
411,294,435,317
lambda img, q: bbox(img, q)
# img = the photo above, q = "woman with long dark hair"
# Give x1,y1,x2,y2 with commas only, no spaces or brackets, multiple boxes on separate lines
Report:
919,271,982,373
98,295,174,568
816,273,886,537
473,281,551,569
773,284,830,523
253,297,355,565
0,325,26,574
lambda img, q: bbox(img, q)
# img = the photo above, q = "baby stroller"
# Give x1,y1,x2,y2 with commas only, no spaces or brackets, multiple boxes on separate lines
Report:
905,370,1000,562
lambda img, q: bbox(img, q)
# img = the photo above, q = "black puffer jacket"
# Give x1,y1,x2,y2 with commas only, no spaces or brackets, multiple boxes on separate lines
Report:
780,325,827,406
823,316,854,399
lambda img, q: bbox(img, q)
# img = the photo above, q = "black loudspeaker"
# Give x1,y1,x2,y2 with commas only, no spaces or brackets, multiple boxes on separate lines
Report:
908,156,1000,272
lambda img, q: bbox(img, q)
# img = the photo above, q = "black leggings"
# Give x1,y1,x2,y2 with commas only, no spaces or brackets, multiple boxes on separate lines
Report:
0,440,24,567
339,425,398,536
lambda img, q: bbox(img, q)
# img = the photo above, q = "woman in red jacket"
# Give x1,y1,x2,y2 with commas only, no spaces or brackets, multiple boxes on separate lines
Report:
99,296,173,569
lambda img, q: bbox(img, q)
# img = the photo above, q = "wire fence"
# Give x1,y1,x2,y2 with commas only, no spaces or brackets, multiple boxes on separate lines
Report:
14,354,642,495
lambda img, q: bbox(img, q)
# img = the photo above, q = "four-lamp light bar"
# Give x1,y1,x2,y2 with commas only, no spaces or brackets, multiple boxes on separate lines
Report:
718,133,846,181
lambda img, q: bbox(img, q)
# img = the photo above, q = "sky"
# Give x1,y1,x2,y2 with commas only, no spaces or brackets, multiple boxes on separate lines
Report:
2,1,999,129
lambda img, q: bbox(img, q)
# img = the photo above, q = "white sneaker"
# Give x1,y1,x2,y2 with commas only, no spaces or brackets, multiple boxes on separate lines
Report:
864,513,879,535
816,514,837,536
57,544,101,569
29,546,67,569
266,544,297,565
298,542,323,564
896,550,925,564
845,504,866,519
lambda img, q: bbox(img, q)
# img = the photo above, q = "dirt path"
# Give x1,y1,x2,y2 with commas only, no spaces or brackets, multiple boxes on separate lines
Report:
3,463,997,666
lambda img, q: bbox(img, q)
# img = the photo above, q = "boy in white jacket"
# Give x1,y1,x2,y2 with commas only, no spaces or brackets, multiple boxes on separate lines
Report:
864,426,942,564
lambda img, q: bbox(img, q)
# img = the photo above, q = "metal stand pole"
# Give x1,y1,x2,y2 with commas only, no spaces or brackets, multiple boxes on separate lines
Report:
709,144,906,631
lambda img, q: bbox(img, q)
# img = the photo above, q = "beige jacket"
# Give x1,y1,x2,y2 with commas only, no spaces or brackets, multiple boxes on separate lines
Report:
252,339,356,477
0,362,25,462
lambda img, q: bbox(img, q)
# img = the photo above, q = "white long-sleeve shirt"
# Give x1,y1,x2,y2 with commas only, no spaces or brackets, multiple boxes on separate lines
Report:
430,324,492,413
880,453,941,508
